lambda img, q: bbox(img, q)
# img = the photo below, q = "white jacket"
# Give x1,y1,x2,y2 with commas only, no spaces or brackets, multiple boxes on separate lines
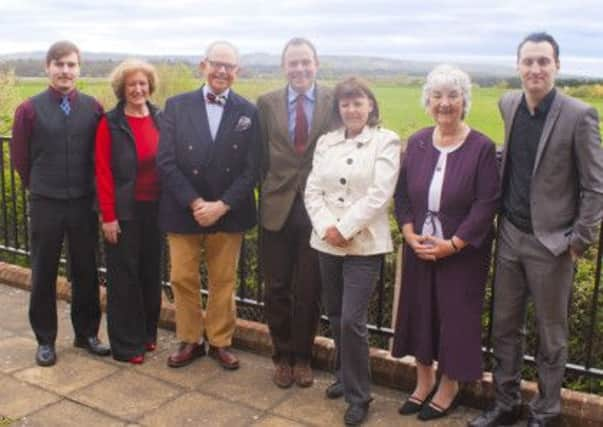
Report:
305,125,401,256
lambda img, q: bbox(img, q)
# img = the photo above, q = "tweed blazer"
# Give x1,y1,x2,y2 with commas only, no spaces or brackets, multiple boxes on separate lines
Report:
257,85,334,231
499,90,603,256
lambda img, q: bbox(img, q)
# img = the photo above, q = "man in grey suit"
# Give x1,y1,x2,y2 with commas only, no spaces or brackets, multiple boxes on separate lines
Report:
257,37,334,388
469,33,603,427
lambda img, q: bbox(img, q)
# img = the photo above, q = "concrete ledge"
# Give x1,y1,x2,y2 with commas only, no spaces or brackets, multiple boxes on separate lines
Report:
1,261,601,426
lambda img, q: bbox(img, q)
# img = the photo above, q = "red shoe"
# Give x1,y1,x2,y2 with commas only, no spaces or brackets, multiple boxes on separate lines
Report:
128,354,144,365
145,342,157,352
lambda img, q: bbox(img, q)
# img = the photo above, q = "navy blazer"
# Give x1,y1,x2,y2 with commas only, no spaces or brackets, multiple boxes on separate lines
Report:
157,86,261,234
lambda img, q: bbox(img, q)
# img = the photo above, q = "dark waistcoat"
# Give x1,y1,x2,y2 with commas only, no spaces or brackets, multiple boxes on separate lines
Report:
29,90,100,199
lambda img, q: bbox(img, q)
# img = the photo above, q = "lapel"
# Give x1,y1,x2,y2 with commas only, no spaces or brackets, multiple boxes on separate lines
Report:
500,92,522,177
272,87,295,154
213,90,240,146
532,91,563,176
306,85,332,155
187,87,214,153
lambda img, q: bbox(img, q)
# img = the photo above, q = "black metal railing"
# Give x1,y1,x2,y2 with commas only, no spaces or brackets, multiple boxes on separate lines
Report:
1,135,602,390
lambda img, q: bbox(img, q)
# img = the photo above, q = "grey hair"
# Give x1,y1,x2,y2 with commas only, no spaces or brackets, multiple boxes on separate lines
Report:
204,40,240,64
421,64,472,118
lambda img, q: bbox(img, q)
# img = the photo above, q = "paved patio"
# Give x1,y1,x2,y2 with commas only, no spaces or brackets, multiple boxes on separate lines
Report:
0,283,484,426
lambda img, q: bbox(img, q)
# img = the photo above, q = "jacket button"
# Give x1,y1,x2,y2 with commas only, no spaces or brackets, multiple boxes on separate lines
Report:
188,145,193,150
346,158,353,165
193,169,199,175
233,144,238,150
338,197,344,202
340,178,346,185
226,168,231,173
357,143,363,148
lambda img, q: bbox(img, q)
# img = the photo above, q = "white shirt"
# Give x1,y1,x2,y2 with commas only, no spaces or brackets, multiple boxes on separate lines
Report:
203,85,230,141
305,126,401,256
421,133,465,238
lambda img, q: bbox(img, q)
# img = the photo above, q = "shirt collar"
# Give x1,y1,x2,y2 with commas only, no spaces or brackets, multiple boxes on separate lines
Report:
48,86,77,103
521,87,556,117
328,125,375,146
288,84,316,104
203,84,230,101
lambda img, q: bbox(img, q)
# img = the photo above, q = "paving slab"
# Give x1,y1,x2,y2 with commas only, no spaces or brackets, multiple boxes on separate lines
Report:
15,399,126,427
0,374,61,419
140,391,261,427
0,336,38,373
251,415,308,426
272,385,348,426
15,351,119,394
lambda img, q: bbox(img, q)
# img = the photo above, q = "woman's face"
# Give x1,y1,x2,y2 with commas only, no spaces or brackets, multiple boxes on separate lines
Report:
338,95,373,137
427,85,464,127
124,71,150,108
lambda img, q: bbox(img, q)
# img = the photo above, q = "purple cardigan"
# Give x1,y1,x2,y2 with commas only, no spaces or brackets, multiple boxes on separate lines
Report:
394,127,500,248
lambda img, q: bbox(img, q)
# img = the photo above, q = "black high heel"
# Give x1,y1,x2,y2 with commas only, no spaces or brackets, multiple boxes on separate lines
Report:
417,390,462,421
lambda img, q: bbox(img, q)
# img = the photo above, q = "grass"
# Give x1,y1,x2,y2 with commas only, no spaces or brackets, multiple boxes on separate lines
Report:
14,77,603,144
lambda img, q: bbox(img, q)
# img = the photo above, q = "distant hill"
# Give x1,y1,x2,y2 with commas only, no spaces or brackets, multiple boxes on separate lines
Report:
1,51,600,86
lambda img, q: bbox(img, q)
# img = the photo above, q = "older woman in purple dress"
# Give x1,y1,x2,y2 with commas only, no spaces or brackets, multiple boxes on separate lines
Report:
392,64,500,421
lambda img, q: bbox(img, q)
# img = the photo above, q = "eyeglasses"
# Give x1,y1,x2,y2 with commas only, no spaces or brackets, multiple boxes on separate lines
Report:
207,60,237,72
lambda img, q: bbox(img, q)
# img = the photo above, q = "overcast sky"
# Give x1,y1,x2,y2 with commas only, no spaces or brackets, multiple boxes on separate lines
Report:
1,0,602,76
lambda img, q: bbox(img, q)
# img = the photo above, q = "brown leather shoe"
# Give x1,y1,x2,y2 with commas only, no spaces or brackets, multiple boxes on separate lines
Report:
166,342,205,368
293,360,314,387
208,345,239,370
273,360,294,388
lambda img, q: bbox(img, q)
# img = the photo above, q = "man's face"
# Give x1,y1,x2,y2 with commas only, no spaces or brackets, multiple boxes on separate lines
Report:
46,52,80,94
517,41,559,97
283,43,318,93
200,45,238,94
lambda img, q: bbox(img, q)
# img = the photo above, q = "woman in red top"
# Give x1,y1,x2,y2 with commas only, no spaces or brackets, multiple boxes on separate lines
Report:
95,59,162,364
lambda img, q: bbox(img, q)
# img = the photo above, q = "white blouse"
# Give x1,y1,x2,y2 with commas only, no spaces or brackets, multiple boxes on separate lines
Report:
421,134,465,239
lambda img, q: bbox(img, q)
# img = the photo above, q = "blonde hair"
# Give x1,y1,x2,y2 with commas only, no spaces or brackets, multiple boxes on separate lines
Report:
109,59,159,101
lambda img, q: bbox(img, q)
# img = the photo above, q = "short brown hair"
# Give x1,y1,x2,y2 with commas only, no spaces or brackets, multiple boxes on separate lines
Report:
109,59,159,101
332,77,380,127
46,40,80,66
281,37,318,66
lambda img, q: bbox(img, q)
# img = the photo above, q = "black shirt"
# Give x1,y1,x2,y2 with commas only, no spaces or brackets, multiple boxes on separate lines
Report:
502,88,556,233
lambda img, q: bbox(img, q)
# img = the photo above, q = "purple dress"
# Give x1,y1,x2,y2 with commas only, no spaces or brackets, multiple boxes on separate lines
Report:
392,127,500,381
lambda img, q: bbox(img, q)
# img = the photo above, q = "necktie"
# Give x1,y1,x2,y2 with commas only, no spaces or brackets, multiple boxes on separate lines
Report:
206,92,226,106
60,95,71,116
294,95,308,155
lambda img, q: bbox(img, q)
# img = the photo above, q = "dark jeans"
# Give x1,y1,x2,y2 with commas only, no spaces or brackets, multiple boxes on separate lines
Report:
319,252,382,405
105,202,162,360
262,194,322,364
28,195,101,345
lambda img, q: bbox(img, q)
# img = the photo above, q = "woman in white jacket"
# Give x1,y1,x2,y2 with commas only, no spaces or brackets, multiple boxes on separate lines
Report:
305,77,401,426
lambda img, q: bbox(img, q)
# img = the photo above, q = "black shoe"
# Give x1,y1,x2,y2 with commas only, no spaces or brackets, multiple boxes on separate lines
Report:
74,336,111,356
399,386,437,415
344,402,370,426
418,391,461,421
35,344,56,367
325,381,344,399
468,404,521,427
527,416,560,427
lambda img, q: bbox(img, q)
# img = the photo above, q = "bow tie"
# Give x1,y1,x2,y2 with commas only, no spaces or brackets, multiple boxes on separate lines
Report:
206,92,226,106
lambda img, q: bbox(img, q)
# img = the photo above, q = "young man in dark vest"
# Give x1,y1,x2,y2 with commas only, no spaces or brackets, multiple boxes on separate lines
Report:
11,40,110,366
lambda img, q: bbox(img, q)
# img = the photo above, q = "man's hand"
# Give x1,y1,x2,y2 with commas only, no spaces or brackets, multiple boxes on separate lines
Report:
569,246,579,263
102,220,120,244
324,225,349,248
193,200,230,227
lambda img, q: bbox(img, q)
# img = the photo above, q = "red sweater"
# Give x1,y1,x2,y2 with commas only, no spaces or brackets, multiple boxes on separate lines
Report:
95,115,160,222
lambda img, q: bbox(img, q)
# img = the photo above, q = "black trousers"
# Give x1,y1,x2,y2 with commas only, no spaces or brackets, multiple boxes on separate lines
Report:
105,202,162,360
29,195,101,345
261,194,322,364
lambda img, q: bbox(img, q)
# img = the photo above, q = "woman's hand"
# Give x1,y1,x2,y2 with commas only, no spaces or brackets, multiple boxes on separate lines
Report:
102,220,121,244
324,225,349,248
414,235,457,261
403,230,438,261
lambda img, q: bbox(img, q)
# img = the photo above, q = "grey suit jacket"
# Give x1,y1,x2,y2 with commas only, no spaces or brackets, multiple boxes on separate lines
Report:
499,90,603,256
257,85,335,231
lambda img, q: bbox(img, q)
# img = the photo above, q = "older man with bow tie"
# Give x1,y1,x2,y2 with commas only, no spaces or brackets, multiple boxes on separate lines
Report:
157,40,261,370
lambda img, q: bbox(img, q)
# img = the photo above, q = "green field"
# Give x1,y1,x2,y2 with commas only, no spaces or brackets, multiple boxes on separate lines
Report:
14,78,603,144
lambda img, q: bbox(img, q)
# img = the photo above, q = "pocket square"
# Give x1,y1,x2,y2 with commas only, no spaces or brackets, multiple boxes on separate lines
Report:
234,115,252,132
